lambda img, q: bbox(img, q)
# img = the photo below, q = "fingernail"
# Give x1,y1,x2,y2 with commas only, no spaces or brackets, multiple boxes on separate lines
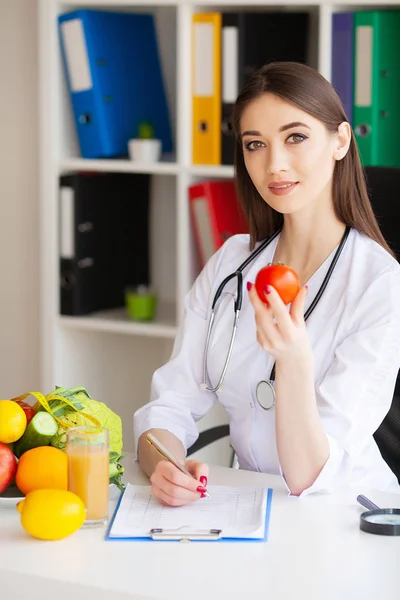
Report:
246,282,252,291
196,485,207,493
199,475,208,486
201,492,207,498
264,285,271,294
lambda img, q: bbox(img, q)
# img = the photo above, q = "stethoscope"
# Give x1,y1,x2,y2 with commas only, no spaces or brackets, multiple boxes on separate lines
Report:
201,225,351,410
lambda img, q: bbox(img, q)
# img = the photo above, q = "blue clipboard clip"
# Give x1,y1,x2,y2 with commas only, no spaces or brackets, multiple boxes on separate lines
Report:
150,526,222,541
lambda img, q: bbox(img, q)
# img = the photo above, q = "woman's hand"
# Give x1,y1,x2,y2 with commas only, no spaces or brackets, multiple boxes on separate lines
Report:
150,459,209,507
247,282,312,364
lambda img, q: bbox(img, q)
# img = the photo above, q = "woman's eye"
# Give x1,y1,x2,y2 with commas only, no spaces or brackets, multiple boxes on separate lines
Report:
287,133,307,144
244,140,264,151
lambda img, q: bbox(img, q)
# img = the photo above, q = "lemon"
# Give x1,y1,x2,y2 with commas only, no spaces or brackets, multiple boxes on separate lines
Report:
16,489,86,540
0,400,27,443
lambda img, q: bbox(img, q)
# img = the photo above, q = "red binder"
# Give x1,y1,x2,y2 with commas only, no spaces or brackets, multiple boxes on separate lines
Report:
188,180,248,267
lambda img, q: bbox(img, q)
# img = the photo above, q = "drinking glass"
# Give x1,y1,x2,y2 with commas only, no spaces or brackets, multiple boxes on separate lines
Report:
66,426,109,527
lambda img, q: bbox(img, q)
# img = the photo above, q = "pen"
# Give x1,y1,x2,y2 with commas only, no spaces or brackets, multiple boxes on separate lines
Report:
146,432,211,498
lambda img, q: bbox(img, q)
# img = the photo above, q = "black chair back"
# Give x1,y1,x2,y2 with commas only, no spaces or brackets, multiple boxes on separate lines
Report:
364,166,400,483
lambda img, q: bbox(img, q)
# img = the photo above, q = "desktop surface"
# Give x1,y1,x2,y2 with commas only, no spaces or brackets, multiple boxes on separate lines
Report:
0,455,399,600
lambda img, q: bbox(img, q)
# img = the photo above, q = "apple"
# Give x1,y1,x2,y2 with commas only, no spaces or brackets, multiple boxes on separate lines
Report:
0,441,17,493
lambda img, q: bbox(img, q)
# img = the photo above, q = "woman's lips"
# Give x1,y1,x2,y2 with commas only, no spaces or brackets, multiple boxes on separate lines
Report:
268,182,299,196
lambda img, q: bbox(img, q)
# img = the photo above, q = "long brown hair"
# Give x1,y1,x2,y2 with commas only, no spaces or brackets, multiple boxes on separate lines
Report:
231,61,394,256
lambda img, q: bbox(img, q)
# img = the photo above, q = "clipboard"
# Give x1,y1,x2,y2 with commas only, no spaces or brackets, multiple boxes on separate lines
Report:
104,484,273,543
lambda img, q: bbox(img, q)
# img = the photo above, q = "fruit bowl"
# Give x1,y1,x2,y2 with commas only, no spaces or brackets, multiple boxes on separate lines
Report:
0,484,24,508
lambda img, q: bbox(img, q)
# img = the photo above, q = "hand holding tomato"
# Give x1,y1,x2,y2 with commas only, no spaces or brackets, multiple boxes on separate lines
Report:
247,265,311,364
255,263,300,305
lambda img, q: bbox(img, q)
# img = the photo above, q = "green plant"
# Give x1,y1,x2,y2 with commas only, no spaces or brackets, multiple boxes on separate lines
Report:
137,121,155,139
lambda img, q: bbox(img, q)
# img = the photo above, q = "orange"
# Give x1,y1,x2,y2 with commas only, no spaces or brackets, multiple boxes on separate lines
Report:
16,446,68,495
0,400,27,443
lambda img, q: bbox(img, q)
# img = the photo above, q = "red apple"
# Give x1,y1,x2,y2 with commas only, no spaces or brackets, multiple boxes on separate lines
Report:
0,441,17,493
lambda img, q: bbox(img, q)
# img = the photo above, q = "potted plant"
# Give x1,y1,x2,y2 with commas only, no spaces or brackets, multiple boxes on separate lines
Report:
128,121,161,162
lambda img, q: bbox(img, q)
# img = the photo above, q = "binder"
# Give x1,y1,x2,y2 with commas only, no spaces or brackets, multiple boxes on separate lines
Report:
105,483,273,542
192,13,222,165
221,12,310,165
58,10,173,159
59,172,150,315
331,13,354,124
188,179,248,267
353,11,400,167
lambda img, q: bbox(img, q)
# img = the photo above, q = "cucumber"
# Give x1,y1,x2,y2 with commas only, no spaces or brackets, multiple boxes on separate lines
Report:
14,412,58,458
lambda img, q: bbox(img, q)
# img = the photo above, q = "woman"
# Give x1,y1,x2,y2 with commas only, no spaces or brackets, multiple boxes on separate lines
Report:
134,62,400,504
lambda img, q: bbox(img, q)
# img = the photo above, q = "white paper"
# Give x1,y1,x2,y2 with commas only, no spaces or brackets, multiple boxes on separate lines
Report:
108,484,268,539
60,19,93,92
193,23,214,97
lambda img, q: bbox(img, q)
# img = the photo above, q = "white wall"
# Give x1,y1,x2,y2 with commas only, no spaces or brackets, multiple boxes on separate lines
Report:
0,0,40,395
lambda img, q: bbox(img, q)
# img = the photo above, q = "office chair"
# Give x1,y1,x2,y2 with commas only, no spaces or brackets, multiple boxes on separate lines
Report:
186,424,238,468
365,166,400,484
187,424,230,456
188,166,400,484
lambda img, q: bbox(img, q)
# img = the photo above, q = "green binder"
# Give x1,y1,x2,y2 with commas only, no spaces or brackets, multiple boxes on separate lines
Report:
353,10,400,167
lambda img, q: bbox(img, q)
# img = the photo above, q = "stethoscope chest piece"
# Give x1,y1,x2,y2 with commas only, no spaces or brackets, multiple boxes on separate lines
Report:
256,380,276,410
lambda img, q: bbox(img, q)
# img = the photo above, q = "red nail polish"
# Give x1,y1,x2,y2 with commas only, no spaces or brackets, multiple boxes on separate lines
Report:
201,492,207,498
199,476,208,486
246,282,252,291
264,285,271,294
196,486,207,493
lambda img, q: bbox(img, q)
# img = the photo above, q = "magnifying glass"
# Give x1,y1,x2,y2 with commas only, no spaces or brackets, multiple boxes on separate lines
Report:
357,494,400,536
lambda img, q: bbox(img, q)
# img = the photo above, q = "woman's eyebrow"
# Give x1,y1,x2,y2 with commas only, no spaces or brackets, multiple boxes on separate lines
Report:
279,121,311,132
241,122,311,138
241,130,262,138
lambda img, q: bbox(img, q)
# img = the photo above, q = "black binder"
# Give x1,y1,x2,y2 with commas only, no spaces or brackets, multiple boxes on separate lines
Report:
59,172,150,316
221,12,310,165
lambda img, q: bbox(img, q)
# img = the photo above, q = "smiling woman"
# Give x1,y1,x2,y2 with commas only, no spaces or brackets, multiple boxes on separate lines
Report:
232,62,393,258
134,61,400,504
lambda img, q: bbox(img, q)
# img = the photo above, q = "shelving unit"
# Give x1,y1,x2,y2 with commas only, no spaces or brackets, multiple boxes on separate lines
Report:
39,0,399,462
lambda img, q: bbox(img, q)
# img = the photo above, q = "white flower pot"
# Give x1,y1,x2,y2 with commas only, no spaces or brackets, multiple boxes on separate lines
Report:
128,138,161,162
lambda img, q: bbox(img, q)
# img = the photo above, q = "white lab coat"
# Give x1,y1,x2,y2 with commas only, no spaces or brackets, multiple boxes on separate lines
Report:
134,228,400,495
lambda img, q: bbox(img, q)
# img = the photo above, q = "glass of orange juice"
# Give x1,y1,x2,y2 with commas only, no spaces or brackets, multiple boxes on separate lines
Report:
66,426,109,527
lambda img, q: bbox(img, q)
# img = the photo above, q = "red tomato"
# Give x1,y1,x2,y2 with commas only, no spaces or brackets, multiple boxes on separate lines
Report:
255,263,300,305
14,400,35,426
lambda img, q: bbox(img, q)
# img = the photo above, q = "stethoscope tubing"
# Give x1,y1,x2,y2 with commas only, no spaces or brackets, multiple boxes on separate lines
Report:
202,226,350,396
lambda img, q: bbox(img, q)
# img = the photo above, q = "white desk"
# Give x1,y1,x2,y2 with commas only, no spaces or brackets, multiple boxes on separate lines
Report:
1,455,399,600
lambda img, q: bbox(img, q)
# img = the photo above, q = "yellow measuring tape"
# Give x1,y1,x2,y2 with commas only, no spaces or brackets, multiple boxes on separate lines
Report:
10,391,101,430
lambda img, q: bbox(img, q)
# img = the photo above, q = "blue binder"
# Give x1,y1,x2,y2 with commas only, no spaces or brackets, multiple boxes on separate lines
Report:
331,12,354,125
58,10,173,159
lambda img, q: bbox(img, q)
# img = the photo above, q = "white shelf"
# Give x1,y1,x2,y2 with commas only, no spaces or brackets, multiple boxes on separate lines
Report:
59,160,237,178
63,0,400,5
59,157,179,175
57,0,178,6
58,304,177,338
188,165,234,178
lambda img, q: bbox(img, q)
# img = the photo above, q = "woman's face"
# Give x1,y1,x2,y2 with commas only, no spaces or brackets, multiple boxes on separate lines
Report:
240,93,340,217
